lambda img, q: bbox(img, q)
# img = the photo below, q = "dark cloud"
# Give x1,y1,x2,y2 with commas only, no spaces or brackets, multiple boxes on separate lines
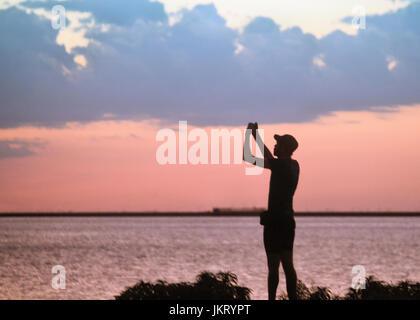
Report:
0,7,79,127
0,140,44,159
0,1,419,128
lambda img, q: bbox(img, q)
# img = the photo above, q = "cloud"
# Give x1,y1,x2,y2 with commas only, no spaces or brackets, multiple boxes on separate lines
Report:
23,0,167,25
155,0,411,38
0,140,44,159
0,1,420,128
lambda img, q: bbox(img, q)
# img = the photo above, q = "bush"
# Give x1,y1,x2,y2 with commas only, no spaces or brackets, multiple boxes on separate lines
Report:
277,279,334,300
115,271,252,300
345,276,420,300
116,272,420,300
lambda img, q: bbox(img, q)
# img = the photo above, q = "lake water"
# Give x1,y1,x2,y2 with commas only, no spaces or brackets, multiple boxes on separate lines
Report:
0,216,419,300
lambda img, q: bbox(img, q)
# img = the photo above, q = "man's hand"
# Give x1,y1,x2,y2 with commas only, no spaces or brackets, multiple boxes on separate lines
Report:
247,122,258,136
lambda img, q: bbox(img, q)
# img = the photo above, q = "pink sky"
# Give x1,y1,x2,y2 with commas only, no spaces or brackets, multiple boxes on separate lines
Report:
1,105,419,212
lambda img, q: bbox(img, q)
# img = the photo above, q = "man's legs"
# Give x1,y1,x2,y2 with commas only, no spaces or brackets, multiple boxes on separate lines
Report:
266,252,281,300
280,250,297,300
266,250,297,300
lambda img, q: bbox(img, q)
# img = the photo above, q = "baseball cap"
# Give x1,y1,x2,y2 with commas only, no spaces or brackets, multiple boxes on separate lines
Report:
274,134,299,154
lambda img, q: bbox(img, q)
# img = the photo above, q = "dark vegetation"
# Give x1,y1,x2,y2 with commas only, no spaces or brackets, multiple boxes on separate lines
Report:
291,276,420,300
116,271,251,300
116,271,420,300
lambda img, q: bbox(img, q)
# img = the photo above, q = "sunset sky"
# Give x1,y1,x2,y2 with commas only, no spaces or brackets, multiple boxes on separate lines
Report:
1,0,420,212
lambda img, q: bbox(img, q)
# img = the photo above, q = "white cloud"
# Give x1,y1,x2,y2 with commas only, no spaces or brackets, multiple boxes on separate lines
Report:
153,0,409,38
73,54,87,68
386,56,398,71
102,113,117,119
55,11,92,54
19,6,93,69
0,0,25,10
168,11,183,26
313,54,326,68
234,39,244,55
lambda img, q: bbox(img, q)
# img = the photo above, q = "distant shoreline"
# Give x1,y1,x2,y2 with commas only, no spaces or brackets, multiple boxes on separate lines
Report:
0,211,419,217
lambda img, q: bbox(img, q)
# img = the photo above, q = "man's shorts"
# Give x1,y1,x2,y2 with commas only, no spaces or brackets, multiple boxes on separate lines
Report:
263,217,296,253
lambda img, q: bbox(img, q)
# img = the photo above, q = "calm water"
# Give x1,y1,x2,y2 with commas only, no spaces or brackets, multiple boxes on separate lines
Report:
0,216,419,300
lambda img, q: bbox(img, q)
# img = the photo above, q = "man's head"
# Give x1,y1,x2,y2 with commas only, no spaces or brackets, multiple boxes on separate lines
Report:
273,134,298,157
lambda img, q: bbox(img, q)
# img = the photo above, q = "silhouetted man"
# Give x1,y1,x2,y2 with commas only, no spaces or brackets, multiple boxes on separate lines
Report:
243,122,299,300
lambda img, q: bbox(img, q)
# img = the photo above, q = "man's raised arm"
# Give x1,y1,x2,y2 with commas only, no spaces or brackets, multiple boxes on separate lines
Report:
243,122,273,169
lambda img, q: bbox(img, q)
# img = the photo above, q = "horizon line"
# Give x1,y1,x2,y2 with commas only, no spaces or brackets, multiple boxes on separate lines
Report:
1,211,419,217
